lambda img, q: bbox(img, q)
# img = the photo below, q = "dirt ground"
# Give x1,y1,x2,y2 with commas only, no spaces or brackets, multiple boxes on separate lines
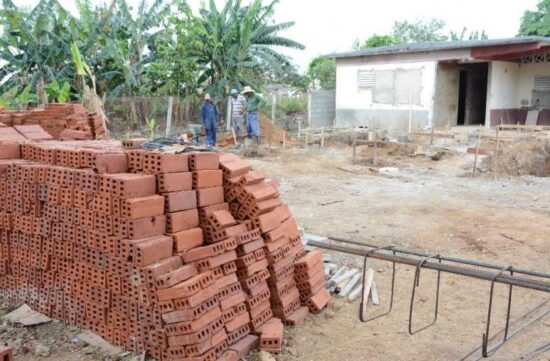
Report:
244,145,549,361
2,142,549,361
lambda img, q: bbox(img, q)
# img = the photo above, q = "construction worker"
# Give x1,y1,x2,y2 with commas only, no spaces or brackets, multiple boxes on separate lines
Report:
200,94,218,146
230,88,246,144
242,86,263,145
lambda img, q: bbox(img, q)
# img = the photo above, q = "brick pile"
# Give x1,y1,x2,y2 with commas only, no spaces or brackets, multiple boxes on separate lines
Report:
0,103,107,140
0,139,330,360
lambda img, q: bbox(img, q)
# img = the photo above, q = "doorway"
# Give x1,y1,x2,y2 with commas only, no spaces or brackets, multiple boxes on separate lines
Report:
456,62,488,126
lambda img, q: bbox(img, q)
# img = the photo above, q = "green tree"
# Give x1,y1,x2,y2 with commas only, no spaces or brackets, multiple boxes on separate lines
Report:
450,27,489,41
519,0,550,36
392,18,448,43
307,57,336,90
356,34,403,50
191,0,305,97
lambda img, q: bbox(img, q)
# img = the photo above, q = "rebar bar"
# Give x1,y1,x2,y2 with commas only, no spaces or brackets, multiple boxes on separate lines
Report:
307,238,550,293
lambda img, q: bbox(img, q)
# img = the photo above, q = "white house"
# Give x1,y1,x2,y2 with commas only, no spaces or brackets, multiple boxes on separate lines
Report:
327,37,550,130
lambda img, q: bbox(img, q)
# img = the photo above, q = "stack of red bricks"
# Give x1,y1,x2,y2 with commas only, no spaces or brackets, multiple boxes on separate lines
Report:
0,139,330,360
219,154,332,352
0,103,107,140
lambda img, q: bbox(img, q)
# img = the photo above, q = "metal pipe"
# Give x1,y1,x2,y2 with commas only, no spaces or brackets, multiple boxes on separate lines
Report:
307,240,550,293
329,236,550,279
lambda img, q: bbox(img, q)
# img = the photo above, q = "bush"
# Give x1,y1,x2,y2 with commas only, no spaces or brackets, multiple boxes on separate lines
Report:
279,97,306,114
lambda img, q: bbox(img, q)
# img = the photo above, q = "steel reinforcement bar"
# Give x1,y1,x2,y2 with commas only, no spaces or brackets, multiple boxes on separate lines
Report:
307,237,550,293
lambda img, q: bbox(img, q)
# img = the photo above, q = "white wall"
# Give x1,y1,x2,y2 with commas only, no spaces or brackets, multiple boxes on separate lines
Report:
517,62,550,106
486,61,520,123
335,59,437,115
486,61,550,123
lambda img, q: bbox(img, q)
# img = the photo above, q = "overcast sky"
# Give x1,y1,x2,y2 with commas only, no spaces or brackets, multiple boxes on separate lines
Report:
16,0,539,70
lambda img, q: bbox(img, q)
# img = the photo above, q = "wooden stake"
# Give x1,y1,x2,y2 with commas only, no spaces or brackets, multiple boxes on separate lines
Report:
430,124,435,145
494,120,502,178
321,127,325,148
373,126,379,167
352,130,357,165
473,126,482,178
360,268,374,318
282,131,286,150
304,128,309,149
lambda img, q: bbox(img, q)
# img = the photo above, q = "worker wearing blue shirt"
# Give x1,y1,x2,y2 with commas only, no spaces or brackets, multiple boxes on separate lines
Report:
200,94,218,146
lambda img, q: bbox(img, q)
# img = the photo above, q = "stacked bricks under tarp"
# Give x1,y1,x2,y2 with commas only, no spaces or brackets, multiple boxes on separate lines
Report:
0,103,107,140
0,139,330,360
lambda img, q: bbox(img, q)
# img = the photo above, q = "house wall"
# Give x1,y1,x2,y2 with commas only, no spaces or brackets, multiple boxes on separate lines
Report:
335,59,438,130
486,61,550,124
517,62,550,107
432,63,459,127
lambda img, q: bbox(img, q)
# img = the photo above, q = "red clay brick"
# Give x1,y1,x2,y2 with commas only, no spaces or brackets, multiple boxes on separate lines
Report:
94,153,128,174
0,345,13,361
225,311,250,333
189,152,219,171
173,228,204,253
156,265,198,289
196,187,224,207
305,288,331,314
208,210,236,230
143,152,189,174
157,172,193,193
164,190,197,212
121,195,164,220
0,143,20,159
181,243,225,263
193,170,223,189
166,209,200,233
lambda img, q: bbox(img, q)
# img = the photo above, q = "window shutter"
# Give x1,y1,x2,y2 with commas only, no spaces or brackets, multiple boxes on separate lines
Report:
358,70,374,88
534,75,550,91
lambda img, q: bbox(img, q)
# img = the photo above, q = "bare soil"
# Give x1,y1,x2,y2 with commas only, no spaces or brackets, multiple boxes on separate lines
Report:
245,146,550,361
2,144,549,361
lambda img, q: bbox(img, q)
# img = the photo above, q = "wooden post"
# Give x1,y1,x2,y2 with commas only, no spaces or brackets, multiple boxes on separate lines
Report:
430,124,435,145
304,128,309,149
373,120,378,166
321,127,325,148
493,126,500,178
226,96,232,132
268,121,273,152
352,130,357,165
473,126,482,177
165,96,174,138
298,120,302,139
282,131,286,150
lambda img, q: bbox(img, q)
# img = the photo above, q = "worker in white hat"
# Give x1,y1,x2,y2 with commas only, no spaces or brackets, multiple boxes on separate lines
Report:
230,88,246,144
242,86,263,145
200,93,218,146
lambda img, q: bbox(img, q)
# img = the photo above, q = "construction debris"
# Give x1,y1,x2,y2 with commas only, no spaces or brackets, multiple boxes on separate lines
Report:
3,304,51,326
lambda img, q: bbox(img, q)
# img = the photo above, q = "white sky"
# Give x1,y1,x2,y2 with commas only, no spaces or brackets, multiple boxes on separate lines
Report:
15,0,540,70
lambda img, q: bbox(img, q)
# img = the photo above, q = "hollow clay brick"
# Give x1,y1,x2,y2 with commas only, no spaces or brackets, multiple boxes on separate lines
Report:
193,170,223,189
94,153,128,174
157,172,193,193
197,187,224,207
305,287,331,314
189,152,220,171
122,195,165,220
208,210,236,230
166,209,200,233
173,228,204,253
164,190,197,213
156,265,198,289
